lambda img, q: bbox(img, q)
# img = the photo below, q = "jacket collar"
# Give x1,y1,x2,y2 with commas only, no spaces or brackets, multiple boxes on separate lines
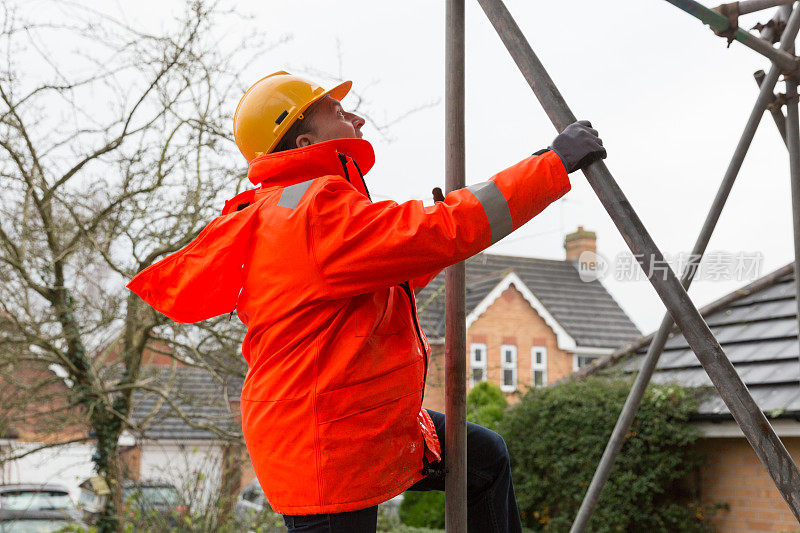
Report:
246,138,375,188
222,138,375,216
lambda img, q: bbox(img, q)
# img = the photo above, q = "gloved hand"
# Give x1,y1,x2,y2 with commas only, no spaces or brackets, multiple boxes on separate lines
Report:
549,120,606,174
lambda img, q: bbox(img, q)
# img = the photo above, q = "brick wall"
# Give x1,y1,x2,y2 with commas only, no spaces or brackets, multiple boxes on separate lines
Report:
120,445,142,480
423,343,446,413
0,358,88,441
695,437,800,531
422,284,574,412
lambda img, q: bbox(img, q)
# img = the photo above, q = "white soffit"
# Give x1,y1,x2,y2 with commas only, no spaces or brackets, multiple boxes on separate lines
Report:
696,419,800,438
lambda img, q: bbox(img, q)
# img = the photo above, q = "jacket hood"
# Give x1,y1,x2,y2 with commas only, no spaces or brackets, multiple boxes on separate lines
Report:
221,138,376,217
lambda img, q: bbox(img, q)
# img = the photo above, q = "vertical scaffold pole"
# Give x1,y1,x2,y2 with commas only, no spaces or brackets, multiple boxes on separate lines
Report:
569,6,800,531
787,74,800,366
476,0,800,521
444,0,467,531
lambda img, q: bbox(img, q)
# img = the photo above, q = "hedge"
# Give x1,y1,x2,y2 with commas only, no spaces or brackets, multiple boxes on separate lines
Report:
498,377,719,531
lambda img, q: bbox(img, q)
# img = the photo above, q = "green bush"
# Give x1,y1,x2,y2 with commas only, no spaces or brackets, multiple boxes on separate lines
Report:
466,381,508,431
498,377,718,532
399,491,445,529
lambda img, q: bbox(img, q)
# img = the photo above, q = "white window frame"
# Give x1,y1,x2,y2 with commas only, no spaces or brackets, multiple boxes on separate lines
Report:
500,344,517,392
573,354,599,372
470,343,487,386
531,346,547,388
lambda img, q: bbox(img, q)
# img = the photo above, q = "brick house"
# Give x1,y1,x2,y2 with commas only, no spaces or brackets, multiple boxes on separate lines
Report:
123,362,248,505
0,352,96,493
0,333,247,504
416,227,641,411
587,262,800,532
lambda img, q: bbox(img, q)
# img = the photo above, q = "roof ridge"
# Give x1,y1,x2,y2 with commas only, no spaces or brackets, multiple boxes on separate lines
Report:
473,252,569,264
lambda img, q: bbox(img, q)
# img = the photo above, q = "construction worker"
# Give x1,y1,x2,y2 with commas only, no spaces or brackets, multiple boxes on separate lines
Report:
127,72,605,533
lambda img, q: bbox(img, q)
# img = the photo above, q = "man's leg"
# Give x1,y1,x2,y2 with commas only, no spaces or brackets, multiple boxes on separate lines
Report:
282,505,378,533
407,409,523,533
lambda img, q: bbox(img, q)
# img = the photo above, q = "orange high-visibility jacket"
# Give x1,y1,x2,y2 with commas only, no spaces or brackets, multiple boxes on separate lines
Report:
127,138,569,515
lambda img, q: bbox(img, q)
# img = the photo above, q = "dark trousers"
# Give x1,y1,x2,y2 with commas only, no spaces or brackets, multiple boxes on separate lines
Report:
282,409,523,533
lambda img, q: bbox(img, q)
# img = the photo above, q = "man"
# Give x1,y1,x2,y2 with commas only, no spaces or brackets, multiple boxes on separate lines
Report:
127,71,605,532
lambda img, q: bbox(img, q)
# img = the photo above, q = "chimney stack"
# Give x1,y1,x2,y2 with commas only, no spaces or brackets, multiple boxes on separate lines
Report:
564,226,597,264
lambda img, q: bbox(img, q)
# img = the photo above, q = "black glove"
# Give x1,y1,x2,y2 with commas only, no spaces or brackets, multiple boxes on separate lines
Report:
549,120,606,173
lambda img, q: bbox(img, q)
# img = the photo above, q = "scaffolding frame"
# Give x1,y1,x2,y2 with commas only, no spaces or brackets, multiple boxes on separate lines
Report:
442,0,800,530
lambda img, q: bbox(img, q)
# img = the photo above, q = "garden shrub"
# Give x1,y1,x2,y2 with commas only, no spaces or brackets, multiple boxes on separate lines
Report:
466,381,508,431
498,377,718,532
398,491,445,529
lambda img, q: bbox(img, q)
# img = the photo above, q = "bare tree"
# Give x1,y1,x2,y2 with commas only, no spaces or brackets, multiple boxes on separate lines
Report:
0,1,272,529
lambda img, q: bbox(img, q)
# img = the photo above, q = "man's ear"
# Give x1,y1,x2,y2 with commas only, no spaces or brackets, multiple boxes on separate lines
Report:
296,134,313,148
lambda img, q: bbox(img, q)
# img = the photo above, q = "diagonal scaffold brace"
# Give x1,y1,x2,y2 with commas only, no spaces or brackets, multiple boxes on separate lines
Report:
568,5,800,531
475,0,800,525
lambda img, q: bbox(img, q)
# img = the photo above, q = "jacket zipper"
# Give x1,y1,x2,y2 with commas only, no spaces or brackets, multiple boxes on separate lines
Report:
400,281,428,399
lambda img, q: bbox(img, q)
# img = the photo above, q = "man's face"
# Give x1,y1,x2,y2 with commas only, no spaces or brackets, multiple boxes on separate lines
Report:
296,96,365,148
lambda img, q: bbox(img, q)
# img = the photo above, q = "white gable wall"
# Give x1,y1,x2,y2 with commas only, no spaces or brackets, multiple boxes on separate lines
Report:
139,441,223,507
0,441,96,500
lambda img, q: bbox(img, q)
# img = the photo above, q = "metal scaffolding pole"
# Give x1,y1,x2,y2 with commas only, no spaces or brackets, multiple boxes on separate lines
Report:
568,8,800,530
737,0,794,15
476,0,800,521
664,0,800,72
444,0,467,531
755,70,789,145
787,77,800,363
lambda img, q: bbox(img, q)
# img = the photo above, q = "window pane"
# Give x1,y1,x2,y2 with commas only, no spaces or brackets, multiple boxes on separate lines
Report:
535,351,543,365
0,491,73,511
505,350,512,363
475,349,482,362
534,370,545,387
472,368,484,383
503,369,513,386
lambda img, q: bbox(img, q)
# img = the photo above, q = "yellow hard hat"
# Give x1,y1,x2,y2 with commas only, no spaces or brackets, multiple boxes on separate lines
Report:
233,71,352,161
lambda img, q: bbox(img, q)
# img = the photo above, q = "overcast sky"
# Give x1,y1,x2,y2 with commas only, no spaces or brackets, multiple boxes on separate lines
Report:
71,0,800,335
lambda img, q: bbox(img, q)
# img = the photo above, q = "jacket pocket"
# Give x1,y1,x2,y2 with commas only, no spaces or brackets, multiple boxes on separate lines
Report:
315,361,424,425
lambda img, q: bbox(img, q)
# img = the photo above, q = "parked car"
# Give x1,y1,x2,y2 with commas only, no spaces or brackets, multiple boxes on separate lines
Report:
78,477,184,525
234,479,268,524
234,479,402,527
0,484,81,521
0,509,86,532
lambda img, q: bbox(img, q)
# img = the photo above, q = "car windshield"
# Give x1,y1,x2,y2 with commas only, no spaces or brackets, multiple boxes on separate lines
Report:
0,519,71,532
122,486,180,507
0,491,74,511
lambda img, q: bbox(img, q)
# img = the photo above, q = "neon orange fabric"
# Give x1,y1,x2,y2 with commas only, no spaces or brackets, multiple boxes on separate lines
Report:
126,138,569,514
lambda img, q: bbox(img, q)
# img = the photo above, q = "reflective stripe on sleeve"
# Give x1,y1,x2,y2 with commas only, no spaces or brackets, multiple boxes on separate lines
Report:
466,181,513,244
277,180,314,209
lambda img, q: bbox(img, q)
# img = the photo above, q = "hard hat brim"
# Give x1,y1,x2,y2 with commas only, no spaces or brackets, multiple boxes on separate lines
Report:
320,80,352,103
